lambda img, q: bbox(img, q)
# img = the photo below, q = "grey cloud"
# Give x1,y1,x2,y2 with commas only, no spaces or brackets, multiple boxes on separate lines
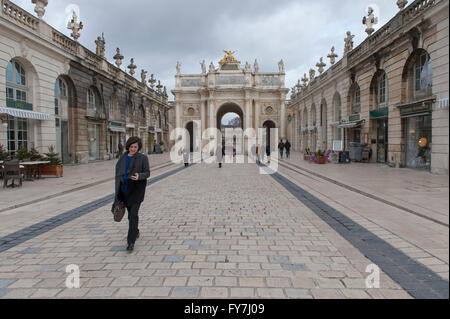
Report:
14,0,399,97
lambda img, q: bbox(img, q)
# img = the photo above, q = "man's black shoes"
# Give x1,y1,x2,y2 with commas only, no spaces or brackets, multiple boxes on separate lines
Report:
127,243,134,251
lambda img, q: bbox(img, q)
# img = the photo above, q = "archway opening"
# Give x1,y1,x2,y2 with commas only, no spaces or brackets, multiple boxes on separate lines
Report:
185,121,194,152
216,103,244,132
263,120,276,150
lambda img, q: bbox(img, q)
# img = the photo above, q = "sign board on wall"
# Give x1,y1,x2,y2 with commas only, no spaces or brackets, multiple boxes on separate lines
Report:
332,140,343,151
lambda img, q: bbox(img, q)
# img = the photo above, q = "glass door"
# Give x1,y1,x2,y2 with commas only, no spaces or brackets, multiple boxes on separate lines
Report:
377,119,388,163
405,115,432,170
88,124,99,161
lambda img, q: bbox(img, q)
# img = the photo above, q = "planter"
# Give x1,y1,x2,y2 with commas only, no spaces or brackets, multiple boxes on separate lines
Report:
304,155,310,161
316,157,326,164
40,164,63,177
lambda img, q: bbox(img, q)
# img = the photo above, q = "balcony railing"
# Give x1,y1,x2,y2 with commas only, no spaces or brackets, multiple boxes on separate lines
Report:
2,0,39,31
6,99,33,111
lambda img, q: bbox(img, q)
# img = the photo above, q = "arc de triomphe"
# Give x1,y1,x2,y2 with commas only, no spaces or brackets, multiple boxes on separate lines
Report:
172,52,289,151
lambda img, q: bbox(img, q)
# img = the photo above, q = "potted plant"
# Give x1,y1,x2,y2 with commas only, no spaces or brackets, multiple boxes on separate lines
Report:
41,145,63,177
29,148,43,161
0,144,10,161
303,148,310,161
15,146,30,161
316,149,326,164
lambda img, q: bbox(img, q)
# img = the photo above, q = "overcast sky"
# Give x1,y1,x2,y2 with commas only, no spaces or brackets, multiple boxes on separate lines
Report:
15,0,399,103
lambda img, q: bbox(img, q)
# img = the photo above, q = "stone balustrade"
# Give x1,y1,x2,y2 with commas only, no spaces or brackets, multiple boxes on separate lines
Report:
52,29,77,54
2,0,39,31
347,0,437,66
403,0,436,22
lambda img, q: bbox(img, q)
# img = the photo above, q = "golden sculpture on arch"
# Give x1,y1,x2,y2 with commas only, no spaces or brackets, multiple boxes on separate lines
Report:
219,50,238,66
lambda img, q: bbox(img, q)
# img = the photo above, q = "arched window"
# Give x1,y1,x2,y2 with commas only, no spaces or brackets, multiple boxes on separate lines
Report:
311,105,317,126
333,93,342,141
376,72,387,107
6,60,27,103
54,78,68,117
353,85,361,114
414,52,432,94
334,94,342,122
5,60,29,155
87,88,96,111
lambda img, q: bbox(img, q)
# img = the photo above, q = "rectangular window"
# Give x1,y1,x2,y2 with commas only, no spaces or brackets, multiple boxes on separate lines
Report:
6,87,14,99
378,74,386,106
6,117,28,154
6,62,13,83
16,90,27,102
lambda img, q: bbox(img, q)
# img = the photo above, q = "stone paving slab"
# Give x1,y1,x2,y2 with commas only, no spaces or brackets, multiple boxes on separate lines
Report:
0,153,172,211
0,162,421,299
282,152,449,225
276,160,449,284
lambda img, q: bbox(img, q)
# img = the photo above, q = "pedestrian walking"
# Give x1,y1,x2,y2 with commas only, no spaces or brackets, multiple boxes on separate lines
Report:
256,145,260,165
278,140,285,158
183,147,189,167
285,140,291,159
266,144,271,164
117,141,124,158
217,144,224,168
114,136,150,251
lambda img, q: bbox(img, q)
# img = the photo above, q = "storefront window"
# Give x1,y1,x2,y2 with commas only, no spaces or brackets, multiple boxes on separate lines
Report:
405,115,432,170
7,117,28,156
5,60,29,155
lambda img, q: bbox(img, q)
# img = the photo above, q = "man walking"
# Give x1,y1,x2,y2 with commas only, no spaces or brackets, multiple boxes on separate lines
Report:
278,140,285,159
285,140,291,159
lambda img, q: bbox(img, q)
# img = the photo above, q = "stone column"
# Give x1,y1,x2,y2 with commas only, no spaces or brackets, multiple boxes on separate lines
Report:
280,99,286,140
208,99,215,130
201,101,206,134
245,99,252,130
175,102,180,129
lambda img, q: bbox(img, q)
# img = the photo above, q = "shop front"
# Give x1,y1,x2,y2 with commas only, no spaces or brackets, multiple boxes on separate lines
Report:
109,122,125,158
87,123,101,161
370,107,389,163
0,106,51,156
399,100,433,170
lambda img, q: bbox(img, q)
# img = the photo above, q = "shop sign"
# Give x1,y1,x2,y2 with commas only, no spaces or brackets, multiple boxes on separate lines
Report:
400,102,432,117
348,113,360,122
370,107,389,119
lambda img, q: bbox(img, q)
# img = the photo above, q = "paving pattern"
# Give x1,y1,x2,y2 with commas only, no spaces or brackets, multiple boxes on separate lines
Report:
0,159,448,299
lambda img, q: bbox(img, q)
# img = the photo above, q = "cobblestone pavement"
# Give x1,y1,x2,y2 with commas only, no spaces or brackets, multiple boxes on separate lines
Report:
0,158,448,299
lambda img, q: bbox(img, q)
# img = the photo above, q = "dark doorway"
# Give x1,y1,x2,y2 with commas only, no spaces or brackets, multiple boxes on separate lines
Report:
263,120,276,150
186,121,194,152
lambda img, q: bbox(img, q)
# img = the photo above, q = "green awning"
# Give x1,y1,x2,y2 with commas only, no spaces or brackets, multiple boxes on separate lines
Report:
370,107,389,119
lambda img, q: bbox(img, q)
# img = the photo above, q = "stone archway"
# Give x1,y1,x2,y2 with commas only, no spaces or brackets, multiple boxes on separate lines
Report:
263,120,276,149
216,102,244,131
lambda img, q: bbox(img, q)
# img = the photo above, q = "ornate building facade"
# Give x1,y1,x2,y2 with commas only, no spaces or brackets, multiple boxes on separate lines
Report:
0,0,170,164
287,0,449,174
172,52,289,152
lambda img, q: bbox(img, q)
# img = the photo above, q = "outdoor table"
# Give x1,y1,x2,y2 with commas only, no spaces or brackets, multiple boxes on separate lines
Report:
20,161,50,180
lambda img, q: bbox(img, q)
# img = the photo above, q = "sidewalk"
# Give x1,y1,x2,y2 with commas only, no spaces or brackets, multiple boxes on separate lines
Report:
281,151,449,226
0,153,172,212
